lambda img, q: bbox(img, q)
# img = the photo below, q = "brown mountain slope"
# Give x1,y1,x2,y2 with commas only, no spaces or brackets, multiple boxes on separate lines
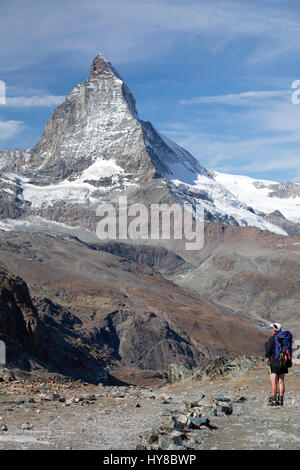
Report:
173,223,300,337
0,230,267,382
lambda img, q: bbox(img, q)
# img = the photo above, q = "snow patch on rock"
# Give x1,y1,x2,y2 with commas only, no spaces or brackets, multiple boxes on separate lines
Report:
75,158,124,183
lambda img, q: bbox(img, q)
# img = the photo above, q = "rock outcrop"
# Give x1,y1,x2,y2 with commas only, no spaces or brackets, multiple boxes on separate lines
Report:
264,211,300,237
168,356,264,384
0,268,40,363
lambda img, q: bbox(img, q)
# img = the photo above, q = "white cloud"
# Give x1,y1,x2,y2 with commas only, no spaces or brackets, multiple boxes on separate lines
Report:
180,90,290,106
0,121,24,141
5,95,65,107
260,102,300,135
167,81,300,182
173,130,300,182
0,81,6,105
161,89,300,182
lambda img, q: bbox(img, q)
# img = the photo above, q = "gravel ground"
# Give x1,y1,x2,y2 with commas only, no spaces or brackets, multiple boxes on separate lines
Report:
0,364,299,450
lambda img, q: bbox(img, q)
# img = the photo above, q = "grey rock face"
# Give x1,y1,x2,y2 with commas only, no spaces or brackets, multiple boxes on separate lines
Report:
25,55,154,182
0,268,40,362
0,149,31,173
264,210,300,236
257,181,300,199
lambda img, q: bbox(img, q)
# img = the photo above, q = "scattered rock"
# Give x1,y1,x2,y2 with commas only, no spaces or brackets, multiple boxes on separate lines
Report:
161,393,171,401
215,396,231,402
137,393,223,450
158,434,182,450
0,367,16,383
187,417,210,429
192,393,205,402
201,405,218,418
234,396,248,403
139,430,159,446
21,422,33,430
216,403,233,416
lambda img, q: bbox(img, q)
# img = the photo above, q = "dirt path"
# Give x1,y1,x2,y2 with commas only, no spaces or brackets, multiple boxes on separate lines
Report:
0,364,299,450
190,366,300,450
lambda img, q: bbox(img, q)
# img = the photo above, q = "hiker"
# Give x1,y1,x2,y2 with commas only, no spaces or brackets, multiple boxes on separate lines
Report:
265,323,293,406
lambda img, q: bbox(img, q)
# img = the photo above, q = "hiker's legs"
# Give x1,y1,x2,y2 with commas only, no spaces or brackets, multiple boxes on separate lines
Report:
278,374,285,396
270,373,278,396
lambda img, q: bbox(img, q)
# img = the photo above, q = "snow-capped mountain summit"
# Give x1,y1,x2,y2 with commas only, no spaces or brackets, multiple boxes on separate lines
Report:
0,54,154,182
0,54,287,235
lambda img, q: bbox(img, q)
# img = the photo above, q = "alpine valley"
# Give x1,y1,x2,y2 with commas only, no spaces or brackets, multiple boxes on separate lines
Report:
0,54,300,384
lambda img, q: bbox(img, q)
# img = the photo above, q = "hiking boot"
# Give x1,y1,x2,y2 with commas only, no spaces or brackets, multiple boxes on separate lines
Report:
277,395,284,406
268,396,278,406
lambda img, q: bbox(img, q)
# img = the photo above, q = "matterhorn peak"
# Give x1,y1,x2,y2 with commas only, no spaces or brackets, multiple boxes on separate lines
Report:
0,53,288,236
90,53,116,79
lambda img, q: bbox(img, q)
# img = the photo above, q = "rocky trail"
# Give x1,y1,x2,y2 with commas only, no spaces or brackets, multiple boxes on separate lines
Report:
0,361,299,450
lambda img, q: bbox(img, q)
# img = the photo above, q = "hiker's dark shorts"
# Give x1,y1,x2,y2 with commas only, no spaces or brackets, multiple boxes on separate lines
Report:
269,358,288,375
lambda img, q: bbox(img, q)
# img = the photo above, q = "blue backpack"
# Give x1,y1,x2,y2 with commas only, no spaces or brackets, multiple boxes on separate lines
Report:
274,331,293,367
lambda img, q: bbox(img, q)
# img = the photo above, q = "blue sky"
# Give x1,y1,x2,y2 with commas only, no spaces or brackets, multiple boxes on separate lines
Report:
1,0,300,182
